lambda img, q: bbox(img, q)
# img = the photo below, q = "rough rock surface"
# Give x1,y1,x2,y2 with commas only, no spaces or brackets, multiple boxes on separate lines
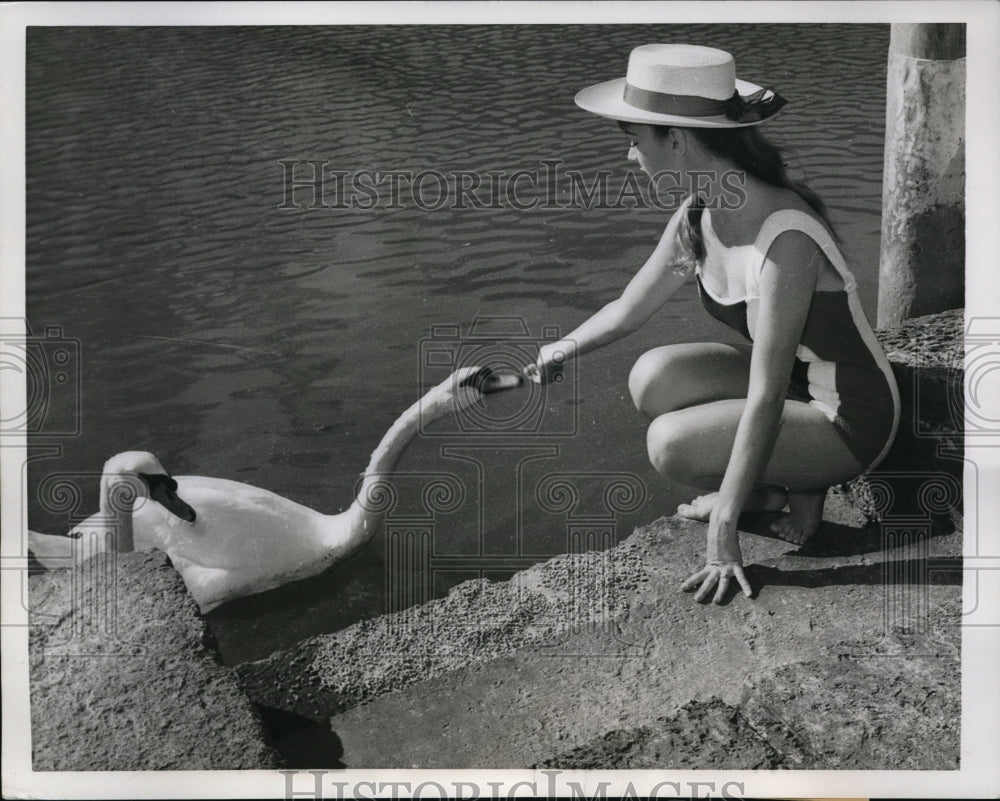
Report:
536,698,790,770
236,541,649,720
229,313,966,769
874,307,964,370
539,632,960,771
323,511,960,769
237,484,960,769
29,550,283,770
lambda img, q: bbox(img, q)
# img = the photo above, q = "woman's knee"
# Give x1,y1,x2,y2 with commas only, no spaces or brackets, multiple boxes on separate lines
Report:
629,346,684,417
629,343,750,419
645,413,696,479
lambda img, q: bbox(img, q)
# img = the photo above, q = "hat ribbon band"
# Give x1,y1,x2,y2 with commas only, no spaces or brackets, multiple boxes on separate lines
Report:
623,83,788,123
623,83,728,117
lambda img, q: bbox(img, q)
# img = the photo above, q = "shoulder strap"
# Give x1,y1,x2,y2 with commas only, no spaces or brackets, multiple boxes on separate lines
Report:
753,209,856,293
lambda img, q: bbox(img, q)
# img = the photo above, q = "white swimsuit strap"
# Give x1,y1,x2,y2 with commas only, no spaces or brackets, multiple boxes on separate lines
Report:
753,208,856,293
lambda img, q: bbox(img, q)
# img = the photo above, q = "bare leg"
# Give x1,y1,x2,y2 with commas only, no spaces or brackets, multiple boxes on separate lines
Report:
631,344,809,536
647,399,864,544
630,343,862,544
631,344,796,535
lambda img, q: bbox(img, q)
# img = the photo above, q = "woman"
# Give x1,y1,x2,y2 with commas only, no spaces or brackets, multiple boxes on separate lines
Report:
524,44,900,604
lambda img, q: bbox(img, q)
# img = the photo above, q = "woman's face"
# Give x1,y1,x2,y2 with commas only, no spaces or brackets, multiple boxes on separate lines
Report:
619,123,672,177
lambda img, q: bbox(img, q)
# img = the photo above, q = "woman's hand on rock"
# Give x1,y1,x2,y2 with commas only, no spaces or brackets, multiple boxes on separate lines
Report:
681,560,753,604
682,504,753,603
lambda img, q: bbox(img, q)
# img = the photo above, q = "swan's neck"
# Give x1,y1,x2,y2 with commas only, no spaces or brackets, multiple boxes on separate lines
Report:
99,477,141,553
339,390,449,553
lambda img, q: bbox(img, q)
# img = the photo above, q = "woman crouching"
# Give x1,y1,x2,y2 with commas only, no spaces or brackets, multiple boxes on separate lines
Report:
525,44,900,604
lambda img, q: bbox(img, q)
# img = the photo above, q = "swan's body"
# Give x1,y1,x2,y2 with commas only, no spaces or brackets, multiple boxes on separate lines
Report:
29,366,515,612
129,475,363,608
30,468,350,608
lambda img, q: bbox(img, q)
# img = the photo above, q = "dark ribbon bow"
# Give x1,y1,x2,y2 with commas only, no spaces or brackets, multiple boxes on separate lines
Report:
723,87,787,123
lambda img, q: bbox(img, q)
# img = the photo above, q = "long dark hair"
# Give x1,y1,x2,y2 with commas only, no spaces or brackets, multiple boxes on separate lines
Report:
646,124,837,275
688,126,833,222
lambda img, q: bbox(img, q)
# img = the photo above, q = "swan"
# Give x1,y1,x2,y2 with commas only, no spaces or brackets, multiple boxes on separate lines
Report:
28,366,520,612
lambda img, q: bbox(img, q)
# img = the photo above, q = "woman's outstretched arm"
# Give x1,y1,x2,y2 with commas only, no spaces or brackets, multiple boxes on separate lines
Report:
682,230,822,603
525,199,693,383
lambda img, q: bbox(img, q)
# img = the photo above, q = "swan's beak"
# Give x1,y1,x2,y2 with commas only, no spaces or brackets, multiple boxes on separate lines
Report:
141,473,197,522
459,367,524,396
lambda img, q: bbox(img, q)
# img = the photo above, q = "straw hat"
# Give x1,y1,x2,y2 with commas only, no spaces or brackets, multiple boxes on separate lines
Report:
575,44,786,128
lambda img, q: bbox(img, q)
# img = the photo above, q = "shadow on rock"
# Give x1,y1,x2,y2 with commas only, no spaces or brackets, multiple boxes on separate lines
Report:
255,705,346,769
746,557,962,598
739,511,958,559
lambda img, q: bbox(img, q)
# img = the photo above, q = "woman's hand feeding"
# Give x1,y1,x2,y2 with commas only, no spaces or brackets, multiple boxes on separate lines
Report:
523,343,568,385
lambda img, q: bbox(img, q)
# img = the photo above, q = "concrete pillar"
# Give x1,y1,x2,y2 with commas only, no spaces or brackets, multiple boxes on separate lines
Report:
877,24,966,328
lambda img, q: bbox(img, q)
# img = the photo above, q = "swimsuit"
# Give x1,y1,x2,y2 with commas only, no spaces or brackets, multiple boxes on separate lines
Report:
695,208,900,470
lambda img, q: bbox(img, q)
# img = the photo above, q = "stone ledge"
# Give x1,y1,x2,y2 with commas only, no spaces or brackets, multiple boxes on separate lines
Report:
325,512,960,768
226,310,968,768
237,506,960,769
538,644,959,771
876,307,963,372
29,550,284,771
236,536,650,722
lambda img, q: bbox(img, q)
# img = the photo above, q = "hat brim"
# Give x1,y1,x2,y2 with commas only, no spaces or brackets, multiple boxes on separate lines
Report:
575,77,778,128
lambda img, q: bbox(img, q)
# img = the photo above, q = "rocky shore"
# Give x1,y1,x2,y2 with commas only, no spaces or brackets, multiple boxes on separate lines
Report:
29,550,284,770
240,502,961,769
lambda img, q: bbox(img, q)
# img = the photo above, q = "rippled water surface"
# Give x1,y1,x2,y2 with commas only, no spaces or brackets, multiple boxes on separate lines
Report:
26,24,889,663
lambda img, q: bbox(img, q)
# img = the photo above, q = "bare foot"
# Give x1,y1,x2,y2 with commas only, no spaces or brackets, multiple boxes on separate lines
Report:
770,490,826,545
677,486,788,523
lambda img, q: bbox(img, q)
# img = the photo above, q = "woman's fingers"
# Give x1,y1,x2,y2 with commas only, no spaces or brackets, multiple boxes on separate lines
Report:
694,573,717,603
524,358,564,386
680,567,710,591
682,563,754,603
733,565,754,597
712,574,730,605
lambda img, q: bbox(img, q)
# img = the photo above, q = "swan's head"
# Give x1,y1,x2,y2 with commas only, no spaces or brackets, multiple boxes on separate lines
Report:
100,451,197,522
420,366,523,423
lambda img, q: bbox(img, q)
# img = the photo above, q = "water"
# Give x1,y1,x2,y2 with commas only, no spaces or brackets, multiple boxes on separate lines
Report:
25,24,889,664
